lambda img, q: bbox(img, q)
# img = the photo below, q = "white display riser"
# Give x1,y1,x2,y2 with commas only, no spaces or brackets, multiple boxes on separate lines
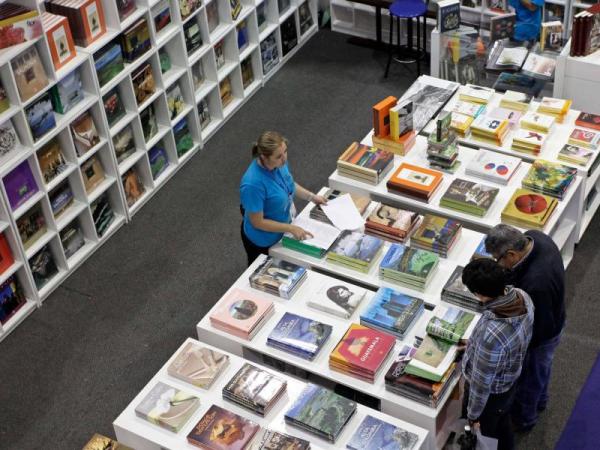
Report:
197,254,465,450
420,88,598,241
113,337,429,450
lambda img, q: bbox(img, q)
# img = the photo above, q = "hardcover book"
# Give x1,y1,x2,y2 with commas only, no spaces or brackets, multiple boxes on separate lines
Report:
440,179,500,217
49,181,74,216
140,104,158,142
258,430,310,450
91,193,114,237
60,223,85,259
29,244,58,289
249,256,306,299
166,84,185,119
405,334,457,382
521,159,576,199
328,230,384,266
347,415,419,450
49,70,83,114
575,112,600,131
37,139,67,184
298,2,314,35
184,20,203,54
122,168,145,207
373,96,397,138
0,276,25,325
210,288,274,339
71,111,99,157
12,45,49,102
410,214,462,257
306,278,367,319
558,144,594,166
121,18,151,62
148,145,169,180
441,265,485,311
267,312,332,360
179,0,201,21
465,149,521,184
131,63,155,105
0,120,20,157
437,0,460,33
17,205,46,249
0,233,14,274
426,305,476,343
337,142,395,180
153,0,171,34
135,382,199,432
4,160,38,211
280,15,298,57
113,126,136,164
569,128,600,149
103,88,125,126
94,43,124,86
240,57,254,90
168,341,229,388
81,156,105,193
26,93,56,141
489,13,516,42
386,163,443,201
174,118,194,157
206,0,220,33
379,243,439,290
260,33,279,74
459,84,495,104
521,53,556,79
501,188,558,229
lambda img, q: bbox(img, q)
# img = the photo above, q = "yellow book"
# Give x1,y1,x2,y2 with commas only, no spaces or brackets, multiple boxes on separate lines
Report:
501,188,558,229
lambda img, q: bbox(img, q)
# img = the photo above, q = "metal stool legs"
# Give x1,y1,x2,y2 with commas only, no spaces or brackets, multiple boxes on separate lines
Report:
384,11,425,78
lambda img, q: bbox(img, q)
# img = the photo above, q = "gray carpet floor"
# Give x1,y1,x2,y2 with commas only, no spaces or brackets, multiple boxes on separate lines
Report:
0,28,598,450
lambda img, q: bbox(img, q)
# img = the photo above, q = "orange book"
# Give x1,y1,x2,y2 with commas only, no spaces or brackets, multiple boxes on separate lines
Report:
0,233,14,274
43,12,76,70
388,163,444,195
80,0,106,46
373,96,397,138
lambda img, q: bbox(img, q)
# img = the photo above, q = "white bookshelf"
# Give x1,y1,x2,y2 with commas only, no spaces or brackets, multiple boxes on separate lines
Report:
113,337,429,450
0,0,318,341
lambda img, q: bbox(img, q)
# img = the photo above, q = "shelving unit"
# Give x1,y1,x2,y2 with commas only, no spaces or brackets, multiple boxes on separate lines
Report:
0,0,318,341
113,337,429,450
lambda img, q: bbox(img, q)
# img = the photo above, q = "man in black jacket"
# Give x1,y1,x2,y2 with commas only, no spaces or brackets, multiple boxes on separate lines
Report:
485,224,565,432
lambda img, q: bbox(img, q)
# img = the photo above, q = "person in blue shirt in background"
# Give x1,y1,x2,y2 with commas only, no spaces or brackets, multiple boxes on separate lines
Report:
240,131,327,265
510,0,544,43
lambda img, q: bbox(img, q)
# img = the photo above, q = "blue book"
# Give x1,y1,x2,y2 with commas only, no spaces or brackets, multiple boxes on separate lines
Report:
360,288,424,338
346,415,419,450
473,235,492,260
329,231,384,264
267,312,332,360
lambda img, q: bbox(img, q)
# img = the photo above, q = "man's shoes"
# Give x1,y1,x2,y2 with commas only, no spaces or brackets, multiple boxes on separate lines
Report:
513,422,535,433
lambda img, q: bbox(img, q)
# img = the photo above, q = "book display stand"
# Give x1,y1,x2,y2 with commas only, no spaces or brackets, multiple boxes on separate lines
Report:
113,337,429,450
0,0,318,341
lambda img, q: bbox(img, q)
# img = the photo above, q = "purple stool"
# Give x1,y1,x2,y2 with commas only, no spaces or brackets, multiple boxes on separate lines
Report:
385,0,428,77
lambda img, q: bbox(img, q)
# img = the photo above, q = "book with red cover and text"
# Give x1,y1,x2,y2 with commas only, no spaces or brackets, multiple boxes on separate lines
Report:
575,112,600,132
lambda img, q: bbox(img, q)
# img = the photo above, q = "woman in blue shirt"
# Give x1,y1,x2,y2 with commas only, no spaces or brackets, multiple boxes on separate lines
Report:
240,131,327,265
509,0,544,43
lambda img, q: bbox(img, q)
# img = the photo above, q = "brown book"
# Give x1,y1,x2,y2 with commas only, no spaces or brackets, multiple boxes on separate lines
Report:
81,156,105,193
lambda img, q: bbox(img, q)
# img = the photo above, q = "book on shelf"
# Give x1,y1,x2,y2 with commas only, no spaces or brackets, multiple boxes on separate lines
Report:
131,63,156,106
122,168,146,208
113,126,136,164
4,160,38,211
231,0,242,20
511,128,548,155
205,0,220,33
26,93,56,142
0,276,26,324
347,414,420,450
140,104,158,142
222,362,287,416
379,243,440,291
198,98,212,130
521,52,557,80
437,0,460,33
360,287,424,339
257,429,310,450
103,88,125,127
305,277,367,319
501,188,558,229
95,43,125,87
257,2,268,32
209,288,274,340
121,18,151,62
148,145,169,180
489,13,516,42
17,205,46,249
29,244,58,290
82,434,133,450
411,214,462,258
184,20,203,54
440,178,500,217
569,128,600,150
0,120,20,159
12,45,49,104
49,181,74,217
281,15,298,56
214,39,225,69
365,203,422,243
37,139,67,185
135,382,199,433
0,3,42,50
174,118,194,157
81,156,105,193
267,312,332,360
459,84,495,104
576,112,600,131
219,77,234,108
442,265,485,311
249,256,307,299
486,41,528,71
465,149,522,185
42,12,77,71
281,216,341,258
0,233,14,274
260,32,279,75
187,404,260,450
49,71,84,115
46,0,107,48
179,0,201,21
426,304,476,343
166,84,185,120
386,163,444,202
521,159,577,200
241,57,254,90
326,230,384,273
285,383,356,443
570,4,600,57
298,2,314,35
152,0,171,34
558,144,595,167
337,142,395,185
60,223,85,259
91,193,115,237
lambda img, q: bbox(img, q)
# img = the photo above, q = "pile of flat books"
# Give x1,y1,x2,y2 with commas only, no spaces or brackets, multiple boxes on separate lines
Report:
305,274,367,319
499,90,531,112
440,178,500,217
458,84,495,104
267,312,332,360
209,288,274,340
284,383,356,442
521,159,577,200
326,230,384,273
410,214,462,258
360,287,424,339
187,404,259,449
221,362,287,416
329,323,396,382
136,382,200,433
167,342,230,388
465,149,522,185
449,100,485,137
256,430,310,450
347,415,420,450
337,142,395,185
365,202,422,243
385,345,460,407
281,216,341,258
568,128,600,150
427,111,460,173
558,144,595,166
487,106,523,129
309,188,370,224
441,266,485,311
249,256,307,299
470,115,510,145
501,188,558,229
386,163,444,202
511,128,548,155
379,243,439,291
520,111,555,133
372,96,417,156
537,97,572,123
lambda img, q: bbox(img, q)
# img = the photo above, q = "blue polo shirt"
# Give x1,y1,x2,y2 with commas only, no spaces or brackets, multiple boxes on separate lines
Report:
240,159,295,247
510,0,544,42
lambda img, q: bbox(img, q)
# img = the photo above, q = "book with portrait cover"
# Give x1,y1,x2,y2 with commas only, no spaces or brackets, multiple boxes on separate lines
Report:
306,278,367,319
135,382,199,432
347,414,419,450
249,256,307,299
267,312,332,360
187,404,260,450
257,429,310,450
167,341,229,388
501,188,558,229
209,288,274,339
440,179,500,217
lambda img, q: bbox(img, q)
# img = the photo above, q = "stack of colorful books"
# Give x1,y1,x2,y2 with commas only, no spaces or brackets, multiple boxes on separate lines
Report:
326,230,384,273
364,203,422,243
167,342,230,389
458,84,495,104
537,97,572,123
410,214,462,258
379,243,439,291
305,276,367,319
371,96,417,156
360,287,424,339
309,188,370,224
441,266,485,311
337,142,395,185
487,106,523,128
249,256,307,299
501,188,558,229
520,111,555,133
347,415,420,449
558,144,595,166
386,163,444,202
440,179,500,217
222,363,287,416
521,159,577,200
187,405,259,449
470,115,510,145
281,216,341,258
499,90,532,112
267,312,332,360
329,323,396,382
449,100,485,137
427,111,460,173
209,288,274,340
465,149,522,185
511,128,548,155
568,128,600,150
284,383,356,442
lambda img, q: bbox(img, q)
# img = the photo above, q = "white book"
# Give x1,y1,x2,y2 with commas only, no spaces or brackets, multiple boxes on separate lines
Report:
520,111,555,131
460,84,495,104
465,149,522,184
285,216,341,251
305,273,367,319
512,128,548,146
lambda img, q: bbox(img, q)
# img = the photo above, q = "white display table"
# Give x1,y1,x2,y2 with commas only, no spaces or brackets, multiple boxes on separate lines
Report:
114,337,429,450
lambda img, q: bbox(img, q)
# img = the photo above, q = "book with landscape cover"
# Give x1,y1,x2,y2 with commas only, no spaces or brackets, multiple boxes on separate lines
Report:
135,382,199,432
411,215,462,255
267,312,332,360
379,243,439,288
405,334,457,382
426,305,476,343
257,430,310,450
440,179,499,217
442,265,485,310
249,256,306,299
306,278,367,319
210,288,274,339
167,341,229,388
328,230,384,265
187,404,260,450
347,414,420,450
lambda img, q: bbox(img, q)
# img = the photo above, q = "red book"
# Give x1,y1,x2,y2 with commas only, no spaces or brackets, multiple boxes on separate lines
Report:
373,96,397,138
0,233,13,274
576,112,600,131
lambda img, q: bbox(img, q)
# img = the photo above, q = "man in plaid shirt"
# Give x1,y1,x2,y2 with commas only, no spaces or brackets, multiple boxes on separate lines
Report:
461,258,534,450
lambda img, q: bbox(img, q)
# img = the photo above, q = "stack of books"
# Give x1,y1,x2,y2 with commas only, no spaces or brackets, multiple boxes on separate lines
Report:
511,128,548,155
360,287,424,339
501,188,558,229
520,111,555,133
222,363,287,416
426,304,476,343
372,96,417,156
136,382,200,432
187,404,260,449
499,90,532,112
256,430,310,450
459,84,495,104
427,111,460,173
404,327,459,382
470,115,510,145
379,243,439,291
329,323,396,382
337,142,395,185
309,189,370,224
558,144,595,166
449,100,485,137
167,342,230,389
305,276,367,319
472,236,493,260
440,179,500,217
465,149,522,185
537,97,572,123
347,415,420,450
281,216,341,258
386,163,444,202
487,106,523,128
575,111,600,131
568,128,600,150
284,383,356,442
267,312,332,360
326,230,384,273
209,288,274,340
249,256,307,299
442,266,485,311
411,214,462,258
365,203,422,243
521,160,577,200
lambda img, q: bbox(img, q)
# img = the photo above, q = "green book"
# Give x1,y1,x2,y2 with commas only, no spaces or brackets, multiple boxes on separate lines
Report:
426,305,475,343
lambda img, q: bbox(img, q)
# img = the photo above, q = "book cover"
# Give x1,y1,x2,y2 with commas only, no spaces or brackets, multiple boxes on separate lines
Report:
0,276,25,324
521,53,556,79
367,204,419,235
459,84,495,104
558,144,593,165
298,2,314,35
4,160,38,211
576,112,600,131
29,244,58,289
450,100,485,118
569,128,600,148
442,265,481,303
258,430,310,450
167,341,229,388
373,96,397,137
0,233,14,274
70,111,99,157
267,312,332,358
82,434,133,450
38,139,67,184
222,362,286,411
306,279,366,319
411,335,453,368
465,149,521,183
441,179,499,212
412,215,462,249
426,305,475,343
361,288,424,335
135,382,199,432
0,120,20,157
113,126,136,164
26,92,56,141
338,142,394,174
187,404,260,450
329,230,383,264
502,188,558,226
437,0,460,34
330,323,396,373
472,236,492,260
380,244,439,280
388,163,443,193
489,13,516,42
522,160,577,194
210,288,273,335
346,415,419,450
249,256,306,298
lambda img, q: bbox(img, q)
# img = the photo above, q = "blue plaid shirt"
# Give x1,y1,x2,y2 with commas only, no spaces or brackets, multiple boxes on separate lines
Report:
462,287,534,420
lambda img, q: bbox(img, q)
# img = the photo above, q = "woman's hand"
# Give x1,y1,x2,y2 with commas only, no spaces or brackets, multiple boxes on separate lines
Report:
288,225,314,240
311,195,328,206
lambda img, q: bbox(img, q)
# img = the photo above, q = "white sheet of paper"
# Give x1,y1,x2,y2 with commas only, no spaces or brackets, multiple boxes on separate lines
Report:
321,193,365,230
287,216,341,250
